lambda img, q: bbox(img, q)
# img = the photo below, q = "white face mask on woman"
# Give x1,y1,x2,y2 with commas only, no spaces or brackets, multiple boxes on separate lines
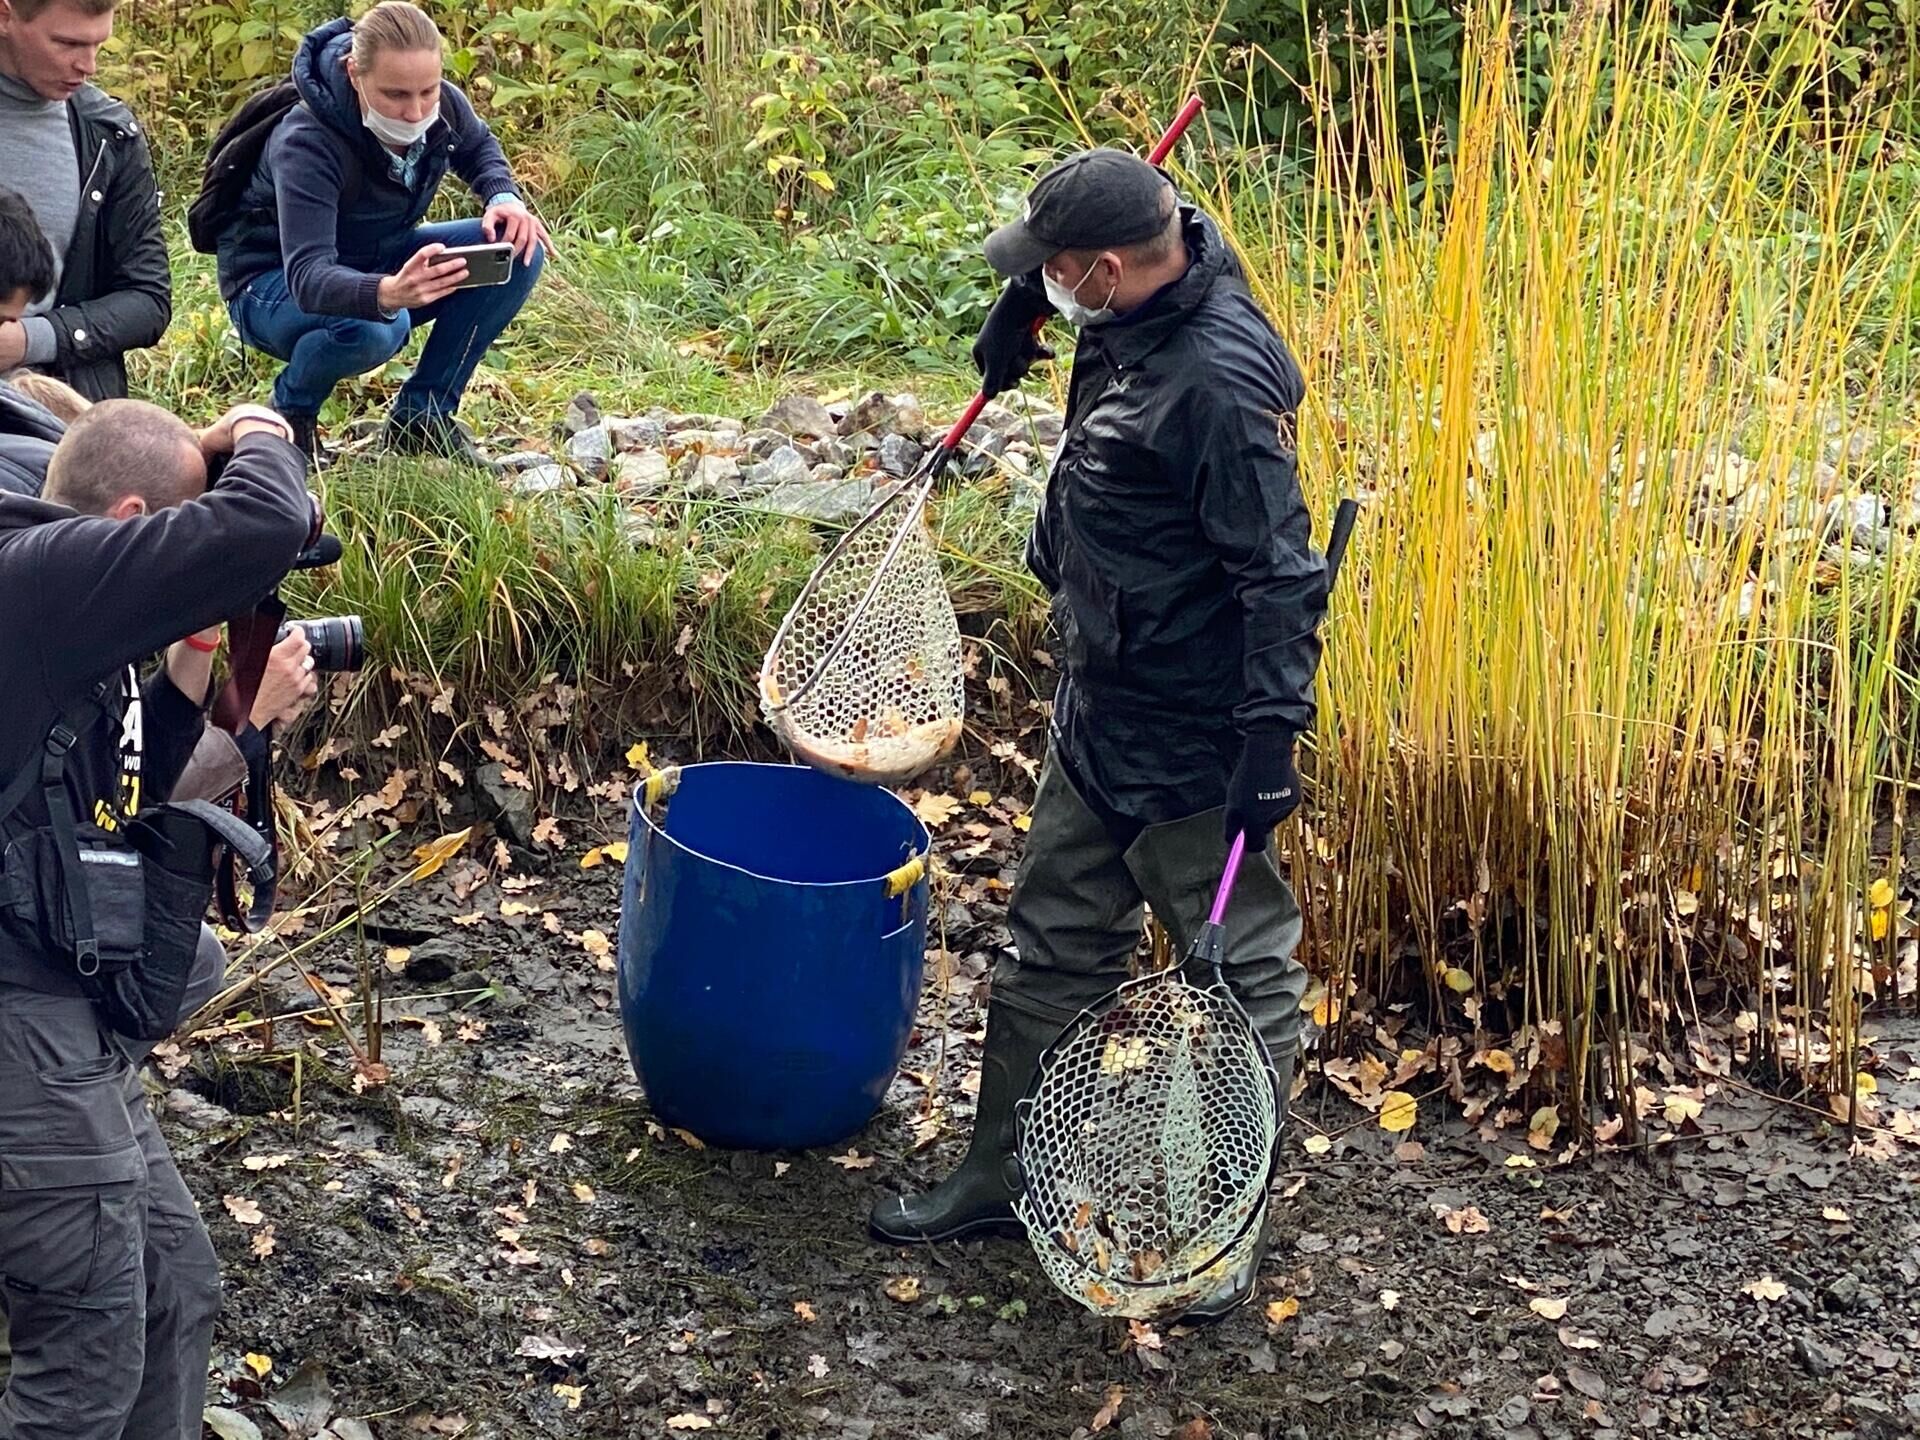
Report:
1043,259,1118,327
362,103,438,148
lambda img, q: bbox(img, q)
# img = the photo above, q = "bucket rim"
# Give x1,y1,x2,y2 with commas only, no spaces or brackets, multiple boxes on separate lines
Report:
630,760,932,891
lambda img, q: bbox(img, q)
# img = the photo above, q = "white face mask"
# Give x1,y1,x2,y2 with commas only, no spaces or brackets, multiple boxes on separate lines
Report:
1044,260,1117,327
362,102,438,148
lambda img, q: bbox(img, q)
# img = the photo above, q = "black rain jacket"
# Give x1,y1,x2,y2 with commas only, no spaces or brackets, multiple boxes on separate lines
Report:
1029,207,1327,828
42,85,172,402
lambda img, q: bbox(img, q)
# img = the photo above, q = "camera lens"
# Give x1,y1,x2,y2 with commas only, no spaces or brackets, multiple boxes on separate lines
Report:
277,616,364,673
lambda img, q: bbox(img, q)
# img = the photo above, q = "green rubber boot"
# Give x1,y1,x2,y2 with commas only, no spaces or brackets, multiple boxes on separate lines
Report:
869,995,1064,1244
1179,1042,1296,1323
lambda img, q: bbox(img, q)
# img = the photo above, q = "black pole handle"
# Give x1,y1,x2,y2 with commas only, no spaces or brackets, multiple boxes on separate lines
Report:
1324,497,1360,593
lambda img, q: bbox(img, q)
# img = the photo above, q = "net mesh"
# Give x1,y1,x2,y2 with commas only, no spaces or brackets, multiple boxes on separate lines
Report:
1015,970,1280,1320
760,482,965,786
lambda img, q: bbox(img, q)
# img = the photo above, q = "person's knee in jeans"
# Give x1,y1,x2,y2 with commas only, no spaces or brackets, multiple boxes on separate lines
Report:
317,312,411,374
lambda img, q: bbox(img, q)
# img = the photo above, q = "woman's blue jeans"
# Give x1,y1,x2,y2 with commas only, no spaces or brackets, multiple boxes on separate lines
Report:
228,218,544,421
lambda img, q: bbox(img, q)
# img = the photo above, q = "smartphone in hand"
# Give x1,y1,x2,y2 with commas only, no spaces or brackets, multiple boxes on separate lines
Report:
435,241,514,288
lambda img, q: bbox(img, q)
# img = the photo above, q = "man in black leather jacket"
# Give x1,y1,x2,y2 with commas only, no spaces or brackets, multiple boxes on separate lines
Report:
869,150,1329,1320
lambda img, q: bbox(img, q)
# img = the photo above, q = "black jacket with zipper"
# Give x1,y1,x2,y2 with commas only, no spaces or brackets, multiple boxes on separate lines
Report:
40,85,172,403
1031,207,1328,829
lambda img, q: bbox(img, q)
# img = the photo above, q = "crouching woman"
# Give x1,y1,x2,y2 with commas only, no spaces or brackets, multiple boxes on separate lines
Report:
216,1,550,469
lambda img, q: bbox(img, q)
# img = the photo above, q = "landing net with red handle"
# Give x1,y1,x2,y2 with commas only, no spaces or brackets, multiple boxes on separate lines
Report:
758,96,1207,788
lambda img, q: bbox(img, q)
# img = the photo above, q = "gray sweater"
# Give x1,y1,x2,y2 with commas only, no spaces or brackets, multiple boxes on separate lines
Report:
0,69,79,366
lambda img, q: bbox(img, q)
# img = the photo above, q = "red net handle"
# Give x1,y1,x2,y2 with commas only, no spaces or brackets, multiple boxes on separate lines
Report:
936,93,1207,456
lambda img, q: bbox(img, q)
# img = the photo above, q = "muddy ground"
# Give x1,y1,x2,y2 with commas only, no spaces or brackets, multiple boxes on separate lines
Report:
167,763,1920,1440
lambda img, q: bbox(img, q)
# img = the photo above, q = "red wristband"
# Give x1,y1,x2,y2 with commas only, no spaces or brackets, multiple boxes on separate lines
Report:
182,633,221,653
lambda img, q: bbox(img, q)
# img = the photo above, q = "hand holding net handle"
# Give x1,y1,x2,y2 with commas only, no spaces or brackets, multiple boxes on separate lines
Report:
935,95,1208,460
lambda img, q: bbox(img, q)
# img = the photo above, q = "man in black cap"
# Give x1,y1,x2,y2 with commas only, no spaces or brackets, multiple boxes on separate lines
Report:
869,148,1328,1319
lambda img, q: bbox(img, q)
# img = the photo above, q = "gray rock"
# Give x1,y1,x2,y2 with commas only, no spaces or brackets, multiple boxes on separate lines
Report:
666,412,743,435
402,937,462,984
475,762,537,846
566,423,611,478
837,391,926,440
669,428,744,454
679,453,745,495
613,451,672,495
1032,413,1064,444
563,391,600,435
607,415,667,452
512,464,572,496
204,1408,263,1440
1823,1274,1862,1313
877,433,925,477
620,513,662,549
494,450,556,472
1824,492,1890,551
760,475,875,526
818,437,866,468
759,393,837,439
809,463,846,483
742,428,792,460
1794,1334,1842,1377
755,444,812,487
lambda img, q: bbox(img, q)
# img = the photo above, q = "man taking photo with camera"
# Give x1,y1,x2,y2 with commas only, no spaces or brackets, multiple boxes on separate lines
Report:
0,395,314,1438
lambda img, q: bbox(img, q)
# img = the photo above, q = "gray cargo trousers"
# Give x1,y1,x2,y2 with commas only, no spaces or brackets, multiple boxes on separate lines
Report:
0,927,226,1439
996,755,1308,1074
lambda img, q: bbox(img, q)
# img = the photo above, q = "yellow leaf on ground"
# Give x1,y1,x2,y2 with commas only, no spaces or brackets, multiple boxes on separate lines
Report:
1265,1297,1300,1326
500,900,537,918
968,790,992,806
223,1195,264,1226
1379,1090,1418,1133
1822,1206,1850,1223
1871,909,1890,940
1744,1275,1788,1303
1379,1290,1400,1311
1869,877,1895,909
794,1300,818,1322
666,1414,713,1431
912,793,962,827
553,1384,583,1410
1663,1092,1704,1125
1013,814,1033,832
1443,967,1475,994
830,1150,875,1170
548,1133,573,1154
1529,1297,1569,1321
625,742,650,771
1482,1048,1516,1076
884,1275,921,1303
409,826,473,882
1303,1135,1333,1155
243,1353,273,1379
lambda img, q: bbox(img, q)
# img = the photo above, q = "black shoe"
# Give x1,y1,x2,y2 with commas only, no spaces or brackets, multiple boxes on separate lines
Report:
868,996,1064,1245
1177,1226,1268,1324
286,413,332,474
382,410,497,471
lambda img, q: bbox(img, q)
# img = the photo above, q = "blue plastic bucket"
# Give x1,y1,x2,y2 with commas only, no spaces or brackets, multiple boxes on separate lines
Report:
616,762,932,1151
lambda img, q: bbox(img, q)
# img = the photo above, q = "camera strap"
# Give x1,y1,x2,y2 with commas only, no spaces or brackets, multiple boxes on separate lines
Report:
210,594,287,935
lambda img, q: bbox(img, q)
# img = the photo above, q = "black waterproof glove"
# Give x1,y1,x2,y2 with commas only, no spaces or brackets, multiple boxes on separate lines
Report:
1223,727,1302,842
972,271,1056,398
